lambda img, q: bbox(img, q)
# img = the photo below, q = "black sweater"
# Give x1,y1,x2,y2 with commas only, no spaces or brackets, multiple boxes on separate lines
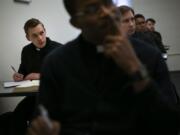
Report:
39,35,180,135
18,37,62,76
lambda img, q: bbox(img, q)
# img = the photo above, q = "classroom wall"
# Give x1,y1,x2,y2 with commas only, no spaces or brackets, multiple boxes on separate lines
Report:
0,0,180,113
132,0,180,71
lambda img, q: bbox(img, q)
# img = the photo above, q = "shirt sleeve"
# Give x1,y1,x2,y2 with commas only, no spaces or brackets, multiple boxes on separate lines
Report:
18,47,27,76
153,51,178,104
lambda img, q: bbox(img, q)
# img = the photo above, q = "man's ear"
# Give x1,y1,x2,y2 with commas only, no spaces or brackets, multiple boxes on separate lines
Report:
70,17,82,29
26,34,30,41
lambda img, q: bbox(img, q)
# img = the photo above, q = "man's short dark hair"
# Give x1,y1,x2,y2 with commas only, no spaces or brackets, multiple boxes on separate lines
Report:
118,5,134,16
134,14,145,20
63,0,77,16
63,0,114,17
146,18,156,24
24,18,44,35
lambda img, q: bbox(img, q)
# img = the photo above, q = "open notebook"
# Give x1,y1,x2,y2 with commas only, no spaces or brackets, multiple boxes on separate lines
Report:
3,80,39,92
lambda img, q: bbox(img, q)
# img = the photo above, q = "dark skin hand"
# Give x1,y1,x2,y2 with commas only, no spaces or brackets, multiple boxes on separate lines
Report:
26,116,60,135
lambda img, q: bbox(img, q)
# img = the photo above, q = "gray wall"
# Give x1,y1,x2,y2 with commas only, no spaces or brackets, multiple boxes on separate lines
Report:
132,0,180,71
0,0,180,113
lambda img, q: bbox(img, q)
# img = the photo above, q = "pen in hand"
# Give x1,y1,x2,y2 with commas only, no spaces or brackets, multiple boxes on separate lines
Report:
11,65,17,73
39,104,53,129
11,66,24,81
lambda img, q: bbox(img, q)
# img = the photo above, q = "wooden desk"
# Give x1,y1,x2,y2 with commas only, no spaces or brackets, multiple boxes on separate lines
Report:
0,82,38,97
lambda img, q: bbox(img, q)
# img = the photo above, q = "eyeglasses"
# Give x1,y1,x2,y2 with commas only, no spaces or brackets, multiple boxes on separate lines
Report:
74,0,117,17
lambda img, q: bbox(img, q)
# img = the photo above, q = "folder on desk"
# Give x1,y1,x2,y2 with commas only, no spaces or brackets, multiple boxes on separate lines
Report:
14,80,39,92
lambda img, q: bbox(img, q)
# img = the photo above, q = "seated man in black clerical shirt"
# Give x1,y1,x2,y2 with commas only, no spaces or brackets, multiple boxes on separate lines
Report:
10,18,62,135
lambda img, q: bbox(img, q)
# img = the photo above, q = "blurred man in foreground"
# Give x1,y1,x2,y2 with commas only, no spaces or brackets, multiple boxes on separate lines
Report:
27,1,180,135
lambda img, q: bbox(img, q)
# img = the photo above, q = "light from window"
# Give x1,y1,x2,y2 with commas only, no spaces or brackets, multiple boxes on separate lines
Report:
113,0,132,6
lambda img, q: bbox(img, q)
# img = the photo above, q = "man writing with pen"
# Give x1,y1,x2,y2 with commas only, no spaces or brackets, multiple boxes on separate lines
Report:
9,18,62,135
13,18,61,82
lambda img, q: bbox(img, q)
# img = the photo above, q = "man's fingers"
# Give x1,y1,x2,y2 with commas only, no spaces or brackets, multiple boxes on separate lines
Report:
26,127,38,135
52,121,61,135
13,73,24,81
27,117,60,135
28,117,50,135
